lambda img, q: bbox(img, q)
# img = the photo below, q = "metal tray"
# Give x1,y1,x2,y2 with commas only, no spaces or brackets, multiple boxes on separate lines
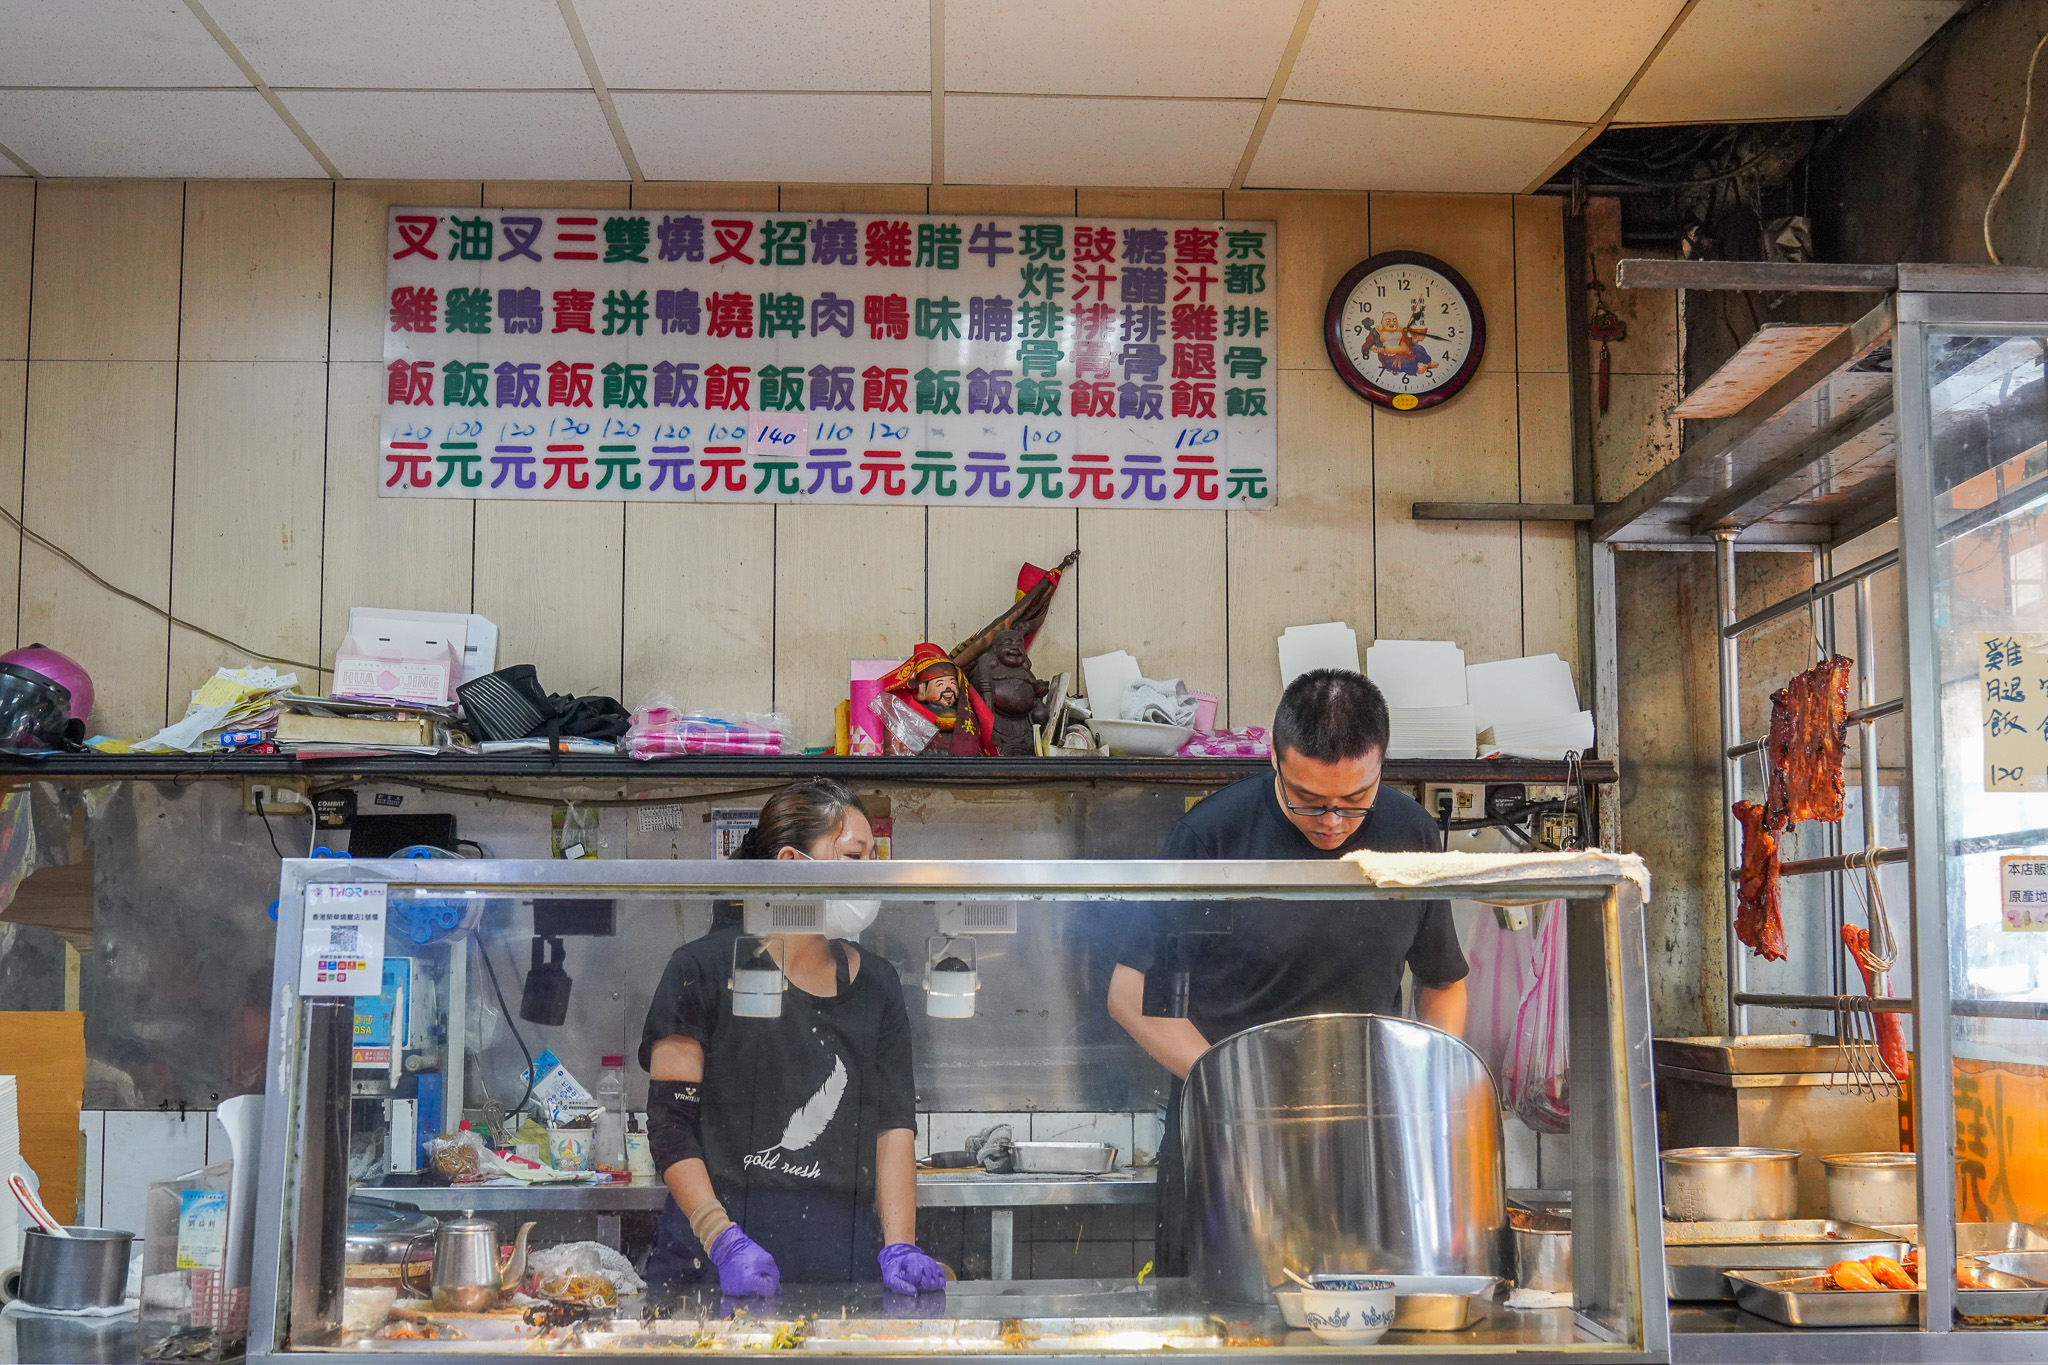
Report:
1725,1269,1920,1328
1958,1262,2048,1318
1383,1279,1496,1332
1662,1220,1904,1301
1865,1223,2048,1253
1652,1033,1855,1075
1012,1141,1117,1174
1014,1315,1223,1349
800,1319,1008,1352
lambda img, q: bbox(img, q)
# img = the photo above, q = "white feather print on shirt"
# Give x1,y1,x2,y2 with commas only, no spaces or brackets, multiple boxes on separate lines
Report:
766,1056,847,1156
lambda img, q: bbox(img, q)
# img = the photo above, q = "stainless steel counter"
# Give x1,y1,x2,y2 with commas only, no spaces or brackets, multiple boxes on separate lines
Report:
368,1169,1155,1212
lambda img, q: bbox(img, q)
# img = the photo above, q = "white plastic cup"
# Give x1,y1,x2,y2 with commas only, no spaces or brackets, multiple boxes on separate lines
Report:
548,1127,593,1171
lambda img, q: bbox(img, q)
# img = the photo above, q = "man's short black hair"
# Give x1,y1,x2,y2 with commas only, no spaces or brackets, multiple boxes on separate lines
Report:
1272,669,1390,763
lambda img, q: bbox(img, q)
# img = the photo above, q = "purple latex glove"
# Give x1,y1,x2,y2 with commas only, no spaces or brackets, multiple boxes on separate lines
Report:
707,1224,781,1297
878,1242,947,1295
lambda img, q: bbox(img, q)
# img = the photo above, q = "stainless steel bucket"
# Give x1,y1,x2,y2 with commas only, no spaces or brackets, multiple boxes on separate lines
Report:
7,1227,133,1309
1181,1013,1508,1304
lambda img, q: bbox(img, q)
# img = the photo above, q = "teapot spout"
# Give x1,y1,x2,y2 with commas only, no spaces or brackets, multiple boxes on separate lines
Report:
499,1221,536,1292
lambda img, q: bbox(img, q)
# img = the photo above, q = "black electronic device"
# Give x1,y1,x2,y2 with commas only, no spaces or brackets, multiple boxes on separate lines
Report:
349,813,458,858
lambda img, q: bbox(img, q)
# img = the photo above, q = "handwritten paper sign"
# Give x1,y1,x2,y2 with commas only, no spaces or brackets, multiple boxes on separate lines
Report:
380,208,1278,510
1982,633,2048,790
298,882,388,996
1999,855,2048,930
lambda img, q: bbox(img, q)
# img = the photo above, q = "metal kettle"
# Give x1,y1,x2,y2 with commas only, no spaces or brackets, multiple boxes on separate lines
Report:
429,1213,535,1312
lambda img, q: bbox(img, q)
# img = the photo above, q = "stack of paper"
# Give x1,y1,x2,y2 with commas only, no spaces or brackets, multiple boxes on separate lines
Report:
1277,622,1361,686
128,667,300,753
1466,653,1595,759
1365,640,1477,759
1081,651,1142,717
0,1075,20,1268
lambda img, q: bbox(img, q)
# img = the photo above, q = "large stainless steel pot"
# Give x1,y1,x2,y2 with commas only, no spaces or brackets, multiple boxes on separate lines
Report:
1660,1146,1799,1221
1821,1152,1917,1227
1181,1013,1508,1304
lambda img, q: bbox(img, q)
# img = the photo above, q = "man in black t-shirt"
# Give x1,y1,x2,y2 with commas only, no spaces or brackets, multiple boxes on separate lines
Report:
1106,668,1470,1273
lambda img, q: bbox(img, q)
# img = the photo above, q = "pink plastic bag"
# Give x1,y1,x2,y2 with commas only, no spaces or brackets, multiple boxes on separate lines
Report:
1504,901,1569,1133
1461,907,1541,1084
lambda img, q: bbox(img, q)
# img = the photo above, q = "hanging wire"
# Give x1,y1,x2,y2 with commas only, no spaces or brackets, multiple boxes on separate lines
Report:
1985,27,2048,264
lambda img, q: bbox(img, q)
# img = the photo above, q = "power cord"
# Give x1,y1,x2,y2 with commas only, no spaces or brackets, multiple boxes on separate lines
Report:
473,929,536,1119
1986,27,2048,264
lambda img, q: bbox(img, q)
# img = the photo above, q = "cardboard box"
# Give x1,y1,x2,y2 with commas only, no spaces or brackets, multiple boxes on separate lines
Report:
276,713,433,746
331,610,467,706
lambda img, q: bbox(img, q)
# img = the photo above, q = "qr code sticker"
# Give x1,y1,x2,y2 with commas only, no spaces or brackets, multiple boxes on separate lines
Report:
328,923,360,952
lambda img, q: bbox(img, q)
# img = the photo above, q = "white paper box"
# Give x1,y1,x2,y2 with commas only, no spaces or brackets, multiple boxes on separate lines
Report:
332,609,467,705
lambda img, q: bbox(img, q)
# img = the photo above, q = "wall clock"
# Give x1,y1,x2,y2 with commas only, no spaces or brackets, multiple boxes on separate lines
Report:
1324,250,1485,412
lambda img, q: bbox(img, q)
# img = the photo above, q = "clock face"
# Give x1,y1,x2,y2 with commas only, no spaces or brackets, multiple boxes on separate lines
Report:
1324,251,1485,412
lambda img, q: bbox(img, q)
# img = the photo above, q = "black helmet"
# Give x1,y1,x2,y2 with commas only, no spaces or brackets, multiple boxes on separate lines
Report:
0,662,85,753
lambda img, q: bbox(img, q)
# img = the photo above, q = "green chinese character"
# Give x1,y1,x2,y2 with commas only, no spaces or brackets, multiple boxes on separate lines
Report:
1019,263,1065,298
1224,229,1266,260
1017,448,1064,494
445,287,493,334
915,369,961,415
1016,340,1064,378
604,216,651,263
1018,301,1064,339
1225,466,1269,498
761,365,807,411
1223,306,1270,338
915,296,962,341
449,216,493,261
1224,263,1266,294
441,360,488,406
910,449,957,496
1225,386,1267,417
916,222,961,269
759,292,805,338
760,220,807,266
1223,346,1267,380
753,460,802,495
1018,224,1065,261
601,362,648,408
602,289,650,336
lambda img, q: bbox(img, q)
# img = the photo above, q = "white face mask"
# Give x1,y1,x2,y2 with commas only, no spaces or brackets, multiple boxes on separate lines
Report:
822,898,881,941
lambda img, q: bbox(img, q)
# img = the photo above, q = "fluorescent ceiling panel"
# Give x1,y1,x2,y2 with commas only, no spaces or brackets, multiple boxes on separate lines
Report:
1287,0,1687,123
206,0,588,89
1247,103,1584,193
615,93,929,181
0,0,249,87
945,0,1299,98
578,0,929,92
0,90,322,176
1618,0,1962,123
281,90,626,179
946,95,1257,187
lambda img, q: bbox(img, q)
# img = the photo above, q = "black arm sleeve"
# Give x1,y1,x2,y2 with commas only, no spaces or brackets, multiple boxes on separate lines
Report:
1406,899,1471,988
1112,819,1217,972
872,972,918,1133
646,1078,705,1176
637,944,721,1071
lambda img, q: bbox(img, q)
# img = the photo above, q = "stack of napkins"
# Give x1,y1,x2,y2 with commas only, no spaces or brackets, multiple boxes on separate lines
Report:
1365,640,1477,759
1467,654,1595,759
0,1075,20,1268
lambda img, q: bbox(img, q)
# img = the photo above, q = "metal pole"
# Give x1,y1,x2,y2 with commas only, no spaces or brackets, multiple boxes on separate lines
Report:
1855,576,1883,919
1817,549,1847,1021
1713,529,1748,1035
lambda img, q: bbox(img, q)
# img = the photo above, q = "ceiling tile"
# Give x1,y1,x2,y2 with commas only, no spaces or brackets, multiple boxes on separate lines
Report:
0,1,248,87
578,0,929,92
0,90,322,176
1287,0,1687,122
614,93,928,181
281,90,625,179
1247,104,1584,193
945,0,1298,98
946,96,1257,187
1618,0,1963,123
206,0,586,89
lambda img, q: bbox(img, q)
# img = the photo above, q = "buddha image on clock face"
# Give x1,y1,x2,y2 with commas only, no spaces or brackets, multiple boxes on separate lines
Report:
1370,307,1438,378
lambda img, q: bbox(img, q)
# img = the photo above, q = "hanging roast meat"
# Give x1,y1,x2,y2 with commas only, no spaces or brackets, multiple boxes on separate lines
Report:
1766,655,1852,824
1842,924,1910,1084
1733,799,1788,962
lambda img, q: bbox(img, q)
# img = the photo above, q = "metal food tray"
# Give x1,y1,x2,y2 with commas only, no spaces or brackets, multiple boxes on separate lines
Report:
1724,1269,1920,1328
1662,1220,1904,1301
800,1319,1009,1352
1652,1033,1856,1075
1386,1278,1497,1332
1958,1261,2048,1319
1011,1142,1118,1174
1014,1315,1223,1349
1864,1223,2048,1253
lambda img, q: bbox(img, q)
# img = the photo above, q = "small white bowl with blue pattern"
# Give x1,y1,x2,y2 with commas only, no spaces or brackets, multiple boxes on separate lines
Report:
1299,1276,1397,1344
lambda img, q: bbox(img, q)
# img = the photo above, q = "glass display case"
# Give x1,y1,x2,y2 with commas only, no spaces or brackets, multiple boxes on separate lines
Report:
247,854,1665,1362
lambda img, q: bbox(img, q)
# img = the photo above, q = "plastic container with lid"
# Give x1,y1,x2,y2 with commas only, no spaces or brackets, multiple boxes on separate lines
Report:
593,1055,627,1171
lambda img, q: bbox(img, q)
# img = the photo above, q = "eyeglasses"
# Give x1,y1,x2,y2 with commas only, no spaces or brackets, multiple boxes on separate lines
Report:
1280,797,1376,820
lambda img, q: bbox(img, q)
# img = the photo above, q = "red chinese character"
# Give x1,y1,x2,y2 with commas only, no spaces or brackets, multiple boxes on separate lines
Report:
386,359,434,405
1171,304,1217,340
859,452,907,496
1067,452,1115,499
1173,455,1219,500
1172,343,1216,380
1073,342,1113,379
554,215,598,261
709,219,756,264
1073,226,1115,263
1074,302,1116,341
388,286,438,333
1173,228,1219,263
705,364,752,410
542,454,591,489
552,289,596,333
1172,266,1218,303
1069,379,1115,416
863,295,909,340
700,449,748,491
547,361,594,406
707,292,755,338
392,215,439,260
865,220,912,267
861,366,909,412
384,451,433,486
1074,264,1117,303
1170,381,1217,419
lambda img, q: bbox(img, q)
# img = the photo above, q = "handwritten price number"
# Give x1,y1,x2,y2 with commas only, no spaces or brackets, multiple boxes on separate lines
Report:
398,423,434,442
604,418,642,438
550,417,590,437
869,422,909,441
449,420,483,439
655,424,692,443
757,426,799,448
1021,425,1061,447
1174,428,1220,448
709,423,748,442
814,422,854,442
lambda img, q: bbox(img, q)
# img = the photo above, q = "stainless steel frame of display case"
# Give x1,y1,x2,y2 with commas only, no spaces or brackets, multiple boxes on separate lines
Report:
247,855,1665,1364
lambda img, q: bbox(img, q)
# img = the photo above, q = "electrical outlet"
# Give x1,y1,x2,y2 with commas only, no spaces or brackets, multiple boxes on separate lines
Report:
1424,783,1484,824
243,779,312,816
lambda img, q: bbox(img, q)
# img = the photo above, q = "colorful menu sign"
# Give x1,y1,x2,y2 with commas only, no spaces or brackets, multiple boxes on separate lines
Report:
381,208,1279,509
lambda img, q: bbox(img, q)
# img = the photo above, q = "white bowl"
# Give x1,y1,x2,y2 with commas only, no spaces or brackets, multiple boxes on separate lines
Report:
1091,717,1194,757
1274,1290,1310,1329
1300,1282,1397,1344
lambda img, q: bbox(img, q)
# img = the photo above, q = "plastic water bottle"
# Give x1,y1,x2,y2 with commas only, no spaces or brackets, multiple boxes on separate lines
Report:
593,1054,627,1172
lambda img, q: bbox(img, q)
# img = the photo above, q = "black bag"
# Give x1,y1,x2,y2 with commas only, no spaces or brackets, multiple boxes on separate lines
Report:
457,665,630,747
539,692,631,743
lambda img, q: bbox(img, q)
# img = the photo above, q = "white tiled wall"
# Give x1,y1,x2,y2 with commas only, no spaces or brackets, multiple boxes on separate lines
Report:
77,1109,220,1235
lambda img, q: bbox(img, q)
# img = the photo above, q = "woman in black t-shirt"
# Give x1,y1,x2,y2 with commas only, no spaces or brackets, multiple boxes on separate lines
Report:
639,779,945,1298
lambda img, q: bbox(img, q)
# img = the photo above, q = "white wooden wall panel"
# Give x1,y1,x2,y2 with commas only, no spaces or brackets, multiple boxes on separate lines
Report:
167,362,328,708
1077,507,1230,724
20,362,175,734
928,187,1075,217
775,505,926,748
180,181,333,363
1076,189,1223,220
926,508,1081,688
778,185,926,214
0,361,21,653
0,181,31,359
1513,196,1568,374
631,184,780,212
30,183,184,362
622,503,775,714
319,361,475,672
1226,369,1375,729
98,1110,207,1240
1518,371,1579,674
1369,193,1518,374
331,180,482,363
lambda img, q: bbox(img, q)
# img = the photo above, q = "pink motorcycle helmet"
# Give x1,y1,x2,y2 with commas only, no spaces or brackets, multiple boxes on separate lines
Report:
0,645,94,723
